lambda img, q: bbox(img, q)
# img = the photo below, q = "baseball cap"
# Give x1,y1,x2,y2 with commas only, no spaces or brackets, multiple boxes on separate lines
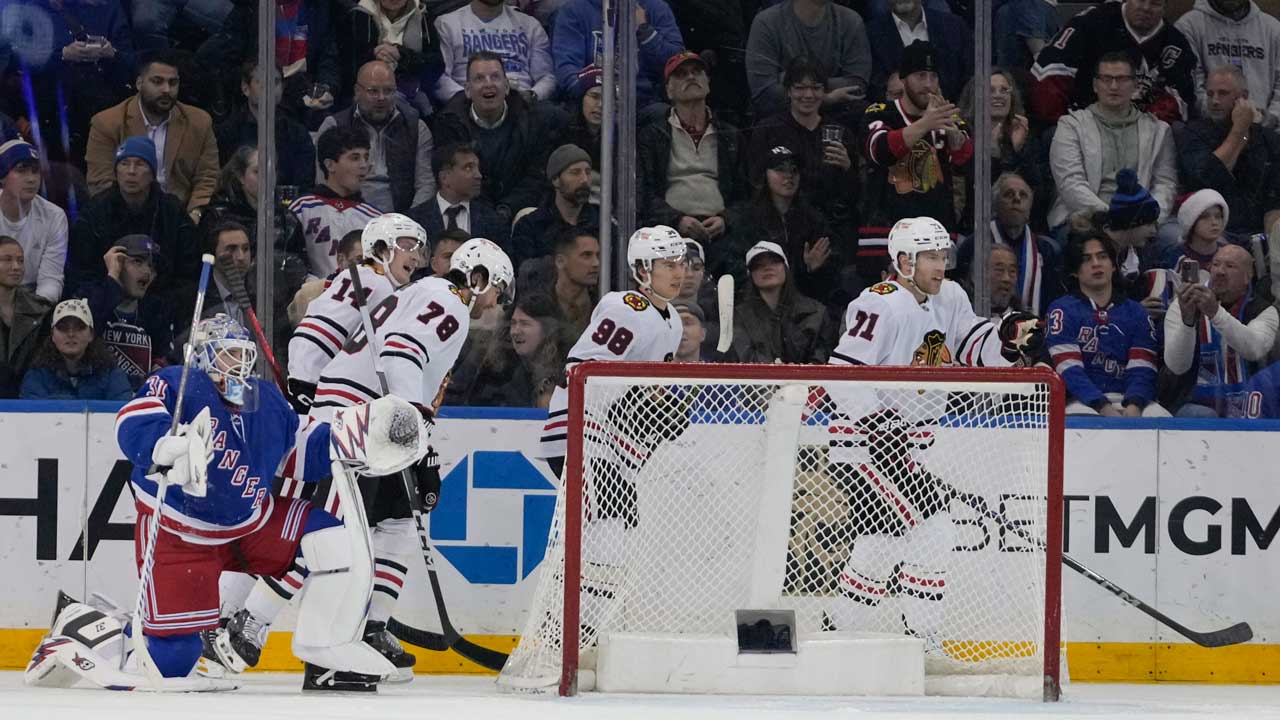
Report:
766,145,799,171
0,138,39,178
899,41,938,77
664,51,707,82
674,301,705,322
52,298,94,330
113,234,158,260
745,240,789,268
685,239,705,264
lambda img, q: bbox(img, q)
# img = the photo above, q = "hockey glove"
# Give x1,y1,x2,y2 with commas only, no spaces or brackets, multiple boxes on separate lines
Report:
414,446,442,514
999,312,1045,366
287,378,317,415
149,408,215,497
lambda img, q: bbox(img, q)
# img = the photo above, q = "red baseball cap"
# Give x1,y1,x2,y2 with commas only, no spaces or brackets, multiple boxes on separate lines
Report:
663,51,707,82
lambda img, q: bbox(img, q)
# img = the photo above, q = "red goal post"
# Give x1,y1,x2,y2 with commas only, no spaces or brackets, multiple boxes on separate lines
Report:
516,362,1064,700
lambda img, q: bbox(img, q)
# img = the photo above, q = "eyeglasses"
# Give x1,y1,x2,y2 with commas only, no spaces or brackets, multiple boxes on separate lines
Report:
357,83,397,99
1096,74,1135,86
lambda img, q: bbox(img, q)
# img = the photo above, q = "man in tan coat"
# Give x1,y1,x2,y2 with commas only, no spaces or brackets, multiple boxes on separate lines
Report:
85,51,220,218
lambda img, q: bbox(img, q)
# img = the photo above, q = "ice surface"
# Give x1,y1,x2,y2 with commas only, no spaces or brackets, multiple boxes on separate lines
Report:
3,672,1279,720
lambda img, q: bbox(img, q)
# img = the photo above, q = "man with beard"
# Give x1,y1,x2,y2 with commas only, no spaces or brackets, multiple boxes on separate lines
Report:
66,137,201,321
511,144,601,272
1030,0,1196,125
433,51,552,226
1176,0,1280,129
408,142,507,246
638,52,743,247
866,0,972,105
85,51,220,216
861,41,971,232
79,234,173,389
550,228,602,339
1177,65,1280,239
318,61,435,214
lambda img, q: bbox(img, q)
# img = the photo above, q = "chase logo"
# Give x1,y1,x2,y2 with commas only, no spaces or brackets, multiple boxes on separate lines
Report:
428,451,557,584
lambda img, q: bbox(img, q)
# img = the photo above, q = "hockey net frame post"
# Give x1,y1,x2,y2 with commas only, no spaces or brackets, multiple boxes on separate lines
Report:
559,362,1065,700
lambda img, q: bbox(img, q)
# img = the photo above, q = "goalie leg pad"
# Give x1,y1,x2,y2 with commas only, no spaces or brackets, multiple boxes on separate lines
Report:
292,525,396,677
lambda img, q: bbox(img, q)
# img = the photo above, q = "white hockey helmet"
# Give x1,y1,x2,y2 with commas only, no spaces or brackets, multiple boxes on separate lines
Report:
627,225,687,298
191,313,258,405
450,237,514,304
362,213,427,275
887,216,953,281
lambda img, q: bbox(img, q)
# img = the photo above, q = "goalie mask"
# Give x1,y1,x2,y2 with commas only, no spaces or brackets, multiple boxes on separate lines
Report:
192,314,259,407
887,216,955,284
450,238,514,306
627,225,688,301
361,213,427,287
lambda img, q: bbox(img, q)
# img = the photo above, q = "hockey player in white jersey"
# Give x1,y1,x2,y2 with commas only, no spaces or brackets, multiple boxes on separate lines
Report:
536,225,687,478
822,216,1043,648
286,213,428,414
213,238,513,691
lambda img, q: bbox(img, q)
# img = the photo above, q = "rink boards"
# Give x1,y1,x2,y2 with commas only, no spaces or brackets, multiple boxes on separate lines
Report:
0,402,1277,682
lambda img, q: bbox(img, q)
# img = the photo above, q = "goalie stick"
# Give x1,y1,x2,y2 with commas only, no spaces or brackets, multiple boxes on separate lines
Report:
132,253,216,686
346,263,510,672
957,491,1253,648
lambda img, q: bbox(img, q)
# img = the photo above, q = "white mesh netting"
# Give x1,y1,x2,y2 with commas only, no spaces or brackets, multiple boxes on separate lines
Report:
499,369,1058,696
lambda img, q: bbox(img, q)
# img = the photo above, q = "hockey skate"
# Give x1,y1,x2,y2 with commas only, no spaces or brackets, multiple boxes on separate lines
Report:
363,620,415,683
196,623,228,678
302,662,380,692
212,608,268,673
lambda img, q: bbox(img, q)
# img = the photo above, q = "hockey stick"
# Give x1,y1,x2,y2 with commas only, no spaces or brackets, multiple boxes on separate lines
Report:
345,263,510,671
131,253,216,685
715,274,734,355
956,492,1253,648
216,257,287,394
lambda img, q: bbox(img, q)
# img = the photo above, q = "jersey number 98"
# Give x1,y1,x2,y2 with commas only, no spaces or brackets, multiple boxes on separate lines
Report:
591,319,633,355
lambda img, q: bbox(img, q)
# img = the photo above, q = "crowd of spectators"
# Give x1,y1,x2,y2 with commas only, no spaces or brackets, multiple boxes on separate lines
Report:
0,0,1279,419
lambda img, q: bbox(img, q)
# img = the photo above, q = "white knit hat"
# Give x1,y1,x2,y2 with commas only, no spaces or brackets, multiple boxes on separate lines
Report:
1177,189,1229,241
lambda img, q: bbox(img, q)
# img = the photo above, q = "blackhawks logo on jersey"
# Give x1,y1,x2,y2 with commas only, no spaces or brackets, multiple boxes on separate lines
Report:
911,329,952,367
623,292,650,311
870,282,898,295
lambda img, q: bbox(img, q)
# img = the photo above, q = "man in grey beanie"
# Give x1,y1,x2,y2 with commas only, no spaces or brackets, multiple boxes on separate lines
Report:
511,143,602,274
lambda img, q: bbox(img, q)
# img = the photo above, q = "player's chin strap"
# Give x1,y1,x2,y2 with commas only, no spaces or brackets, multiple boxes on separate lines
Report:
633,264,678,303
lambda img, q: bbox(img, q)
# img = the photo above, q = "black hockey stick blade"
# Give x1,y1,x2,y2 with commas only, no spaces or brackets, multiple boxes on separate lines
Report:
386,617,510,670
386,617,451,651
957,491,1255,649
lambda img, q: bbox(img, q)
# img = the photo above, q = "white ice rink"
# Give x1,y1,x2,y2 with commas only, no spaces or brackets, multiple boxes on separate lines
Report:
4,673,1280,720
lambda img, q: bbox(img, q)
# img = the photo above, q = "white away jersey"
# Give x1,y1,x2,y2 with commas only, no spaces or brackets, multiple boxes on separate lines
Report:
289,192,382,279
288,264,399,385
825,279,1010,463
312,276,470,422
537,291,683,459
830,279,1007,368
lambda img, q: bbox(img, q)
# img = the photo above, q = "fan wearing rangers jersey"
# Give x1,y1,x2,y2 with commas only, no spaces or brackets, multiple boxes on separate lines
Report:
536,226,687,478
822,217,1043,647
27,315,426,690
286,214,427,414
213,239,514,692
290,126,382,280
1029,0,1197,124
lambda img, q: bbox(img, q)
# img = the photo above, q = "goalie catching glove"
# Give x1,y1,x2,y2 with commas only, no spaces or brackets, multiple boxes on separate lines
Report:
329,395,432,476
149,407,215,497
999,312,1045,365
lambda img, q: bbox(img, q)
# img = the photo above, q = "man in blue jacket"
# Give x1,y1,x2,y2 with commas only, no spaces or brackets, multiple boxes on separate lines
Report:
552,0,684,116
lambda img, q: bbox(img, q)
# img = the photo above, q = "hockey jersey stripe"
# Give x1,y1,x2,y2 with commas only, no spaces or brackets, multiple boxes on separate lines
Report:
298,320,345,349
859,463,916,527
114,398,167,435
294,332,338,359
382,350,424,369
386,332,429,358
134,494,275,545
830,350,866,366
315,387,372,406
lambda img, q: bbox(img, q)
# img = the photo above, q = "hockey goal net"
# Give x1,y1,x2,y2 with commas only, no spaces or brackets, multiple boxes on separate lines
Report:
499,363,1064,699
